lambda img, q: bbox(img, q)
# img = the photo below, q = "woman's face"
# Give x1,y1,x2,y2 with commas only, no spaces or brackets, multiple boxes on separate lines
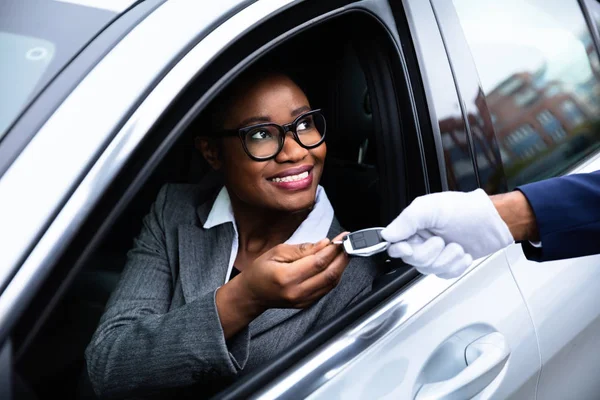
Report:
207,74,326,213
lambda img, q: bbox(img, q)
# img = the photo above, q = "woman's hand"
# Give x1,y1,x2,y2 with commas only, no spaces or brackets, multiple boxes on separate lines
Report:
216,232,349,338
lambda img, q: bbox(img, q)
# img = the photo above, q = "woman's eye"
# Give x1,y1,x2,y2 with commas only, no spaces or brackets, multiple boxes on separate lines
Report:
297,118,314,132
250,130,272,140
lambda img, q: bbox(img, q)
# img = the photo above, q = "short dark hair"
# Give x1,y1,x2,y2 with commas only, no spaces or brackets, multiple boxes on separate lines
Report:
199,61,308,136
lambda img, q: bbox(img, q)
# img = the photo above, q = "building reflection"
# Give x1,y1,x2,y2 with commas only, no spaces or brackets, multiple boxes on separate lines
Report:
440,29,600,192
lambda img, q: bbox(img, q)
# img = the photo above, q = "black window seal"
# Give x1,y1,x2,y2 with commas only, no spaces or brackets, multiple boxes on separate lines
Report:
580,0,600,67
428,0,482,190
389,0,442,195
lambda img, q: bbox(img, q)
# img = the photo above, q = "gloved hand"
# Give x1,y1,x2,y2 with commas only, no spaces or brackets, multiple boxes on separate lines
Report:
381,189,514,278
392,234,473,279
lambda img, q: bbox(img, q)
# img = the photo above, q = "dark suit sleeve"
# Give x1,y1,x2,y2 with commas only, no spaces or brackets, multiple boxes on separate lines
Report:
85,185,249,399
517,170,600,262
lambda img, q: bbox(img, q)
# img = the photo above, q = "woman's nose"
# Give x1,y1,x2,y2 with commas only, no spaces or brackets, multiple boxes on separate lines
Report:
275,131,309,162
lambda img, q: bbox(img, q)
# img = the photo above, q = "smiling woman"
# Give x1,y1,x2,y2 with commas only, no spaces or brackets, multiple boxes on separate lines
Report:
83,65,379,398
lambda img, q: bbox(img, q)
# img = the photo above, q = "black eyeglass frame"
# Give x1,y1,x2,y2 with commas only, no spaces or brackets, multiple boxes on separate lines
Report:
213,109,326,161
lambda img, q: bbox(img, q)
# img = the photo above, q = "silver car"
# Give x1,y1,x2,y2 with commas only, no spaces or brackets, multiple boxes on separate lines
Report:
2,0,600,399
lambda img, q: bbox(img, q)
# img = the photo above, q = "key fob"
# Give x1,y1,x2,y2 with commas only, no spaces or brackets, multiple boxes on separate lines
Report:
339,228,389,257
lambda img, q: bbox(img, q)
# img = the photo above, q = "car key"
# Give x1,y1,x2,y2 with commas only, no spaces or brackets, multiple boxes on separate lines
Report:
332,227,389,257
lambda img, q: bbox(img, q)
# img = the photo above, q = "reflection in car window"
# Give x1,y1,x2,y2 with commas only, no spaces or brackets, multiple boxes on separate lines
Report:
453,0,600,189
588,0,600,38
0,32,55,139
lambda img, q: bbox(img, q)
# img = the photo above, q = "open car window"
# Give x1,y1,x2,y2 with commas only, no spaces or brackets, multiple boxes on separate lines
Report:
8,2,427,399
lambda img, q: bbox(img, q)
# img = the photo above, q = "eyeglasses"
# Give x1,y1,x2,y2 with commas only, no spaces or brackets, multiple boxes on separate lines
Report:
215,109,326,161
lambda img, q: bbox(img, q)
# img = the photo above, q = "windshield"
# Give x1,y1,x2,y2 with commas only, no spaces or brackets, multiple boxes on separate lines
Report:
0,0,138,141
0,32,56,137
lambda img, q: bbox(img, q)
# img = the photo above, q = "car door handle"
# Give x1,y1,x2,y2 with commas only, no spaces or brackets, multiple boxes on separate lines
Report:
415,332,510,400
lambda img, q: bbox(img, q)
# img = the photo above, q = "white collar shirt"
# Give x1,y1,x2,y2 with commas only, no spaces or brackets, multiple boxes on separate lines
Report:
203,185,335,283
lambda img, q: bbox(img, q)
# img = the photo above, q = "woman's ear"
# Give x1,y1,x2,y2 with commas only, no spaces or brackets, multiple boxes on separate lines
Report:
195,136,222,170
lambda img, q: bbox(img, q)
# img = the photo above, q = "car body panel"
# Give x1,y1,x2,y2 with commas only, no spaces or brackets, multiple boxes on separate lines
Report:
505,152,600,400
260,253,539,399
442,0,600,398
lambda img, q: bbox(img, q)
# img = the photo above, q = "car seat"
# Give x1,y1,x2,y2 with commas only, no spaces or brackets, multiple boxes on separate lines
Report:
318,41,381,232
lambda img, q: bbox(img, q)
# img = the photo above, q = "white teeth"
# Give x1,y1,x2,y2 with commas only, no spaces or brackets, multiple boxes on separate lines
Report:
271,171,309,183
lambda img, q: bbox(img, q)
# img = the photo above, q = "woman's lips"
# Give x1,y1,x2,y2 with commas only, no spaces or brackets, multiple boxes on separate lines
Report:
268,169,313,190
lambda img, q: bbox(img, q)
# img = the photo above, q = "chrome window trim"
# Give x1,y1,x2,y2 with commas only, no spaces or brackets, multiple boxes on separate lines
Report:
253,261,485,399
0,0,250,290
568,149,600,174
0,0,297,339
402,0,454,191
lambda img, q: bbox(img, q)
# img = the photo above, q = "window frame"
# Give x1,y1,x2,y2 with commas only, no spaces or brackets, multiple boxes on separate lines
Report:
393,0,470,193
3,0,306,366
0,0,166,178
429,0,506,194
9,1,432,399
437,0,600,193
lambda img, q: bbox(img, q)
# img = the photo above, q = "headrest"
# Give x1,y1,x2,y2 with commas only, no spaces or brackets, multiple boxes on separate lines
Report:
323,42,373,164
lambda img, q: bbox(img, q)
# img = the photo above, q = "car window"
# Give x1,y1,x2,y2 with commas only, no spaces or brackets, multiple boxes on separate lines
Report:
588,0,600,33
453,0,600,188
0,0,135,141
11,10,403,400
0,32,56,137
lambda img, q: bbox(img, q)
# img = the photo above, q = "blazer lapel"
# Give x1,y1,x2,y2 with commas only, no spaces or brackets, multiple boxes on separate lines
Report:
178,200,234,303
178,192,306,335
250,211,343,336
178,220,301,334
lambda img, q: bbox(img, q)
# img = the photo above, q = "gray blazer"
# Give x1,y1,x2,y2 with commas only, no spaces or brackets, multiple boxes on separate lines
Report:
85,183,379,399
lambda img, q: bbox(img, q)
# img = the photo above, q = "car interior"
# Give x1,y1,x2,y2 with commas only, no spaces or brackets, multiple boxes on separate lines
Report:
10,11,414,400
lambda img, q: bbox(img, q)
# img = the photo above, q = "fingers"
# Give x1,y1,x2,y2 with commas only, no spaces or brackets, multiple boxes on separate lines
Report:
297,249,349,300
380,213,416,243
400,236,445,267
387,241,414,258
436,254,473,279
390,235,472,279
292,235,347,282
272,238,331,263
380,197,431,243
417,243,472,278
272,232,350,262
331,231,349,243
291,232,348,283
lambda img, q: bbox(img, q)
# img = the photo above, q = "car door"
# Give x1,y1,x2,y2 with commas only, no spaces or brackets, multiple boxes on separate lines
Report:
1,0,432,398
231,1,541,399
0,1,539,400
441,0,600,398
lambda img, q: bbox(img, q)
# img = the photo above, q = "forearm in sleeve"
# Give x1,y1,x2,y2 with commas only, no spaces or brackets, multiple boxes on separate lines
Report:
85,289,249,399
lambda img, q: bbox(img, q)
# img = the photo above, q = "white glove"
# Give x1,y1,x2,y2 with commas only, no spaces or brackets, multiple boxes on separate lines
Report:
381,189,514,278
391,233,473,279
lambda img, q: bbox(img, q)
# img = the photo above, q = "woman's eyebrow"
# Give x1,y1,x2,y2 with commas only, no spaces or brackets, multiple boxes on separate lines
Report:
237,106,310,127
238,115,271,127
291,105,311,117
